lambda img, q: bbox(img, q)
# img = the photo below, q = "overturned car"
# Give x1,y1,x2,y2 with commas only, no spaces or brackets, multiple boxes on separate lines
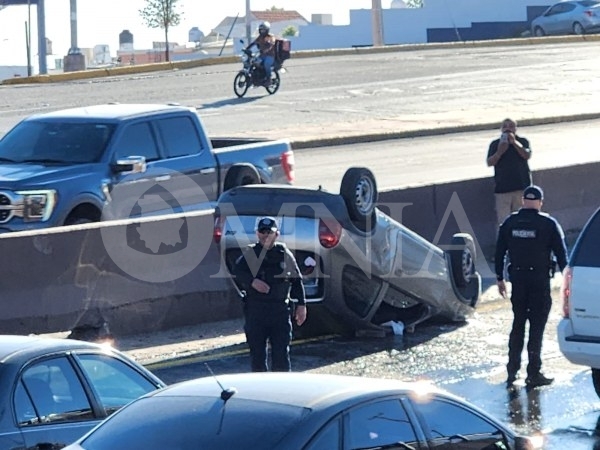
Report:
213,167,482,337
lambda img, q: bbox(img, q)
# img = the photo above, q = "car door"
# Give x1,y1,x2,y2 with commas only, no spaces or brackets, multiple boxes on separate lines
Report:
153,114,219,212
105,120,166,219
409,396,511,449
16,356,99,450
552,2,577,33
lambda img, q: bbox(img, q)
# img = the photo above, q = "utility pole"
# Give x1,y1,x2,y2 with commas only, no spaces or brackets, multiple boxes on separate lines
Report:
37,0,47,74
26,0,31,76
371,0,384,47
245,0,252,46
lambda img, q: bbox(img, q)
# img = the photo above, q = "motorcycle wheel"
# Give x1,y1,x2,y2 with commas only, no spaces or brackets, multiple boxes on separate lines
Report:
265,71,280,95
233,72,249,98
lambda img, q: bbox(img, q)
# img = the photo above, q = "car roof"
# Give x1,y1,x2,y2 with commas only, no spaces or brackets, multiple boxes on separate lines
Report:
146,372,453,409
0,335,112,363
23,103,195,121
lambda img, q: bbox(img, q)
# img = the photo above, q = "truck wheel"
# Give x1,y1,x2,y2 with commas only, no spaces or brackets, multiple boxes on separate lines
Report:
340,167,378,232
449,233,476,288
233,73,249,98
592,368,600,398
223,164,261,191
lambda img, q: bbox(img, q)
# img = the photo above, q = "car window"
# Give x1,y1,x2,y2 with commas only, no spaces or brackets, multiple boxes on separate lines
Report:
569,208,600,267
345,399,418,449
15,357,94,426
0,121,114,163
579,0,599,6
304,416,341,450
76,354,158,415
112,122,160,162
412,398,506,448
155,116,203,158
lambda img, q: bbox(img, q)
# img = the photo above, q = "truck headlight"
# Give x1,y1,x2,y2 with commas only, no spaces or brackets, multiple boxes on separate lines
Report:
14,190,57,222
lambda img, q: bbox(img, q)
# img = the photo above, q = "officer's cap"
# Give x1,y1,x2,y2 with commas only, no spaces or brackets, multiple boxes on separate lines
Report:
523,185,544,201
257,216,278,233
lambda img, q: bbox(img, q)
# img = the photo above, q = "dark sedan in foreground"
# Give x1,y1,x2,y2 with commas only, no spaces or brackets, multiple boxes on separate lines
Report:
214,167,482,337
0,335,165,450
65,372,540,450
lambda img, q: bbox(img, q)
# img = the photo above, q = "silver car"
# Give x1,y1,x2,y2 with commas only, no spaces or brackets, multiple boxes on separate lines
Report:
531,0,600,36
214,167,482,337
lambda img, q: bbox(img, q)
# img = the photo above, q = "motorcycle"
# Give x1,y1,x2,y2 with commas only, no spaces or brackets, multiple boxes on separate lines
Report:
233,47,284,98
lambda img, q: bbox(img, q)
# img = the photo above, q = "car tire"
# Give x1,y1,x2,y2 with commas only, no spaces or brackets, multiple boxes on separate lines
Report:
340,167,378,232
573,22,585,35
449,233,476,289
592,368,600,398
533,26,545,37
223,164,261,191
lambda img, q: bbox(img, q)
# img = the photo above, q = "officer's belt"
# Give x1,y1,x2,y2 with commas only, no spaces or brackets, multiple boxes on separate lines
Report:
246,297,290,305
511,266,537,271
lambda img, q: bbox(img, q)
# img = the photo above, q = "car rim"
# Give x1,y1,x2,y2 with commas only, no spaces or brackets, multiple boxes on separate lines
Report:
354,177,375,214
574,23,583,34
461,249,474,281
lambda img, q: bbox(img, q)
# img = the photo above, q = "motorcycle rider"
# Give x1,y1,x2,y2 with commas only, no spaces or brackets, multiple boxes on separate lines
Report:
246,21,276,85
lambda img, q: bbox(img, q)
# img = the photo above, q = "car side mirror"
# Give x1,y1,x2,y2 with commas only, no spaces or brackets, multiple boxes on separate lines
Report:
111,155,147,174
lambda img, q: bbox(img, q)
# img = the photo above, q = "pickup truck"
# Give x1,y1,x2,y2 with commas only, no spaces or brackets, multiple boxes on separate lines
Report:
0,103,294,232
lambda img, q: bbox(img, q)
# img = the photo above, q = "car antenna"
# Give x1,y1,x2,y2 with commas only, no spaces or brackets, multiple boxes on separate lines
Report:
204,363,237,402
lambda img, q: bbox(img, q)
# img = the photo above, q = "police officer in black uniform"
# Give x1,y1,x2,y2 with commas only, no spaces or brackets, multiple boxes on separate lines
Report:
233,216,307,372
495,185,568,389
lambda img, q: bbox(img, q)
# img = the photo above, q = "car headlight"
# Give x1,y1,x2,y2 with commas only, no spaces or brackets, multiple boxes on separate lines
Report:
14,189,57,222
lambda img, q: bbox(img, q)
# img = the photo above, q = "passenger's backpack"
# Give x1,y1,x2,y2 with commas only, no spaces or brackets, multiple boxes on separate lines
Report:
275,39,291,63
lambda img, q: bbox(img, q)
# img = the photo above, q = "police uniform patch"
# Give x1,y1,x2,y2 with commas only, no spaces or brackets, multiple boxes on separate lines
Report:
512,229,536,238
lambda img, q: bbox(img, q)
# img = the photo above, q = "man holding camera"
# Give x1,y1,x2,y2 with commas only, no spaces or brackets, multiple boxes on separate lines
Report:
486,118,532,226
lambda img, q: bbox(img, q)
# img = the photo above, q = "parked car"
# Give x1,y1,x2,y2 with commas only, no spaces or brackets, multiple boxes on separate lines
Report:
557,206,600,398
214,167,482,337
0,335,165,449
531,0,600,36
65,372,539,450
0,103,294,232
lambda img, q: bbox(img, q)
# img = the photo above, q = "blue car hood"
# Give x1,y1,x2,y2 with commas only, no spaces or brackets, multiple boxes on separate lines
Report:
0,163,102,188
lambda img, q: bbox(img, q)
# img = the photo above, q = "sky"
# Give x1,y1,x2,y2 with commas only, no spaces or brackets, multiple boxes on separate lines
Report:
0,0,377,66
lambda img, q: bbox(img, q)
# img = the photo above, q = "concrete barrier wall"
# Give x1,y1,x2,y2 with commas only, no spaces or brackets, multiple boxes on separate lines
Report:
1,162,598,336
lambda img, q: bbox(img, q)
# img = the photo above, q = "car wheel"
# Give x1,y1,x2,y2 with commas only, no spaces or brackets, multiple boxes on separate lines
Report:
233,72,249,98
533,26,545,37
573,22,585,35
340,167,378,231
592,368,600,398
223,164,261,191
449,233,476,289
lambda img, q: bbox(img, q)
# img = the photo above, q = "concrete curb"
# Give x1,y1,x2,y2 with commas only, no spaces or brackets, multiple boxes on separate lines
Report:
3,34,599,86
289,112,600,149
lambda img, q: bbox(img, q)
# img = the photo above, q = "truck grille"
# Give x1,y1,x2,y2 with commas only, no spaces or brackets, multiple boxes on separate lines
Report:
0,193,13,223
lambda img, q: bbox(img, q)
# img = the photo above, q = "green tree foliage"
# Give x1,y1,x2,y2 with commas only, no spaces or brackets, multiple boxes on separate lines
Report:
405,0,423,7
282,26,298,37
139,0,182,62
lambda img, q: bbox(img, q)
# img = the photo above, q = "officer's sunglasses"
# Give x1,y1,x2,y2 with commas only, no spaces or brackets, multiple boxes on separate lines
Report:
258,229,275,235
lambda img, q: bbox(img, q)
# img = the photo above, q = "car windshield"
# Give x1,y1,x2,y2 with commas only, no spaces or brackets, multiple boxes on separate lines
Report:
79,395,309,450
0,120,115,164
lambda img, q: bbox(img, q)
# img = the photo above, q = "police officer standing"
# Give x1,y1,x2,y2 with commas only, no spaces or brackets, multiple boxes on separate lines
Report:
495,185,568,389
233,216,307,372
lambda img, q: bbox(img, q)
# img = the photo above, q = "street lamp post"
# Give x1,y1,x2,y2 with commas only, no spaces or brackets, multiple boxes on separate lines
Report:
26,0,32,76
245,0,251,46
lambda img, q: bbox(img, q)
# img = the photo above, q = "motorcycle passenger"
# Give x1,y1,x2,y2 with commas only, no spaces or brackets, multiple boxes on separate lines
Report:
246,21,276,85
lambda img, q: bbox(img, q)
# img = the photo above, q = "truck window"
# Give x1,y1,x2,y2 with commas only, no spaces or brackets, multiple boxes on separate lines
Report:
0,121,115,164
155,116,203,158
113,122,160,162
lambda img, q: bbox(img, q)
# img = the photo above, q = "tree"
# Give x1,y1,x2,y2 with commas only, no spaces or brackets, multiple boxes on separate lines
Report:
282,26,298,37
405,0,423,7
139,0,182,63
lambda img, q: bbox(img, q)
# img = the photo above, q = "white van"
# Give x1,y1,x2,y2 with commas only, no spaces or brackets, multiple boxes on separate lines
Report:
557,206,600,398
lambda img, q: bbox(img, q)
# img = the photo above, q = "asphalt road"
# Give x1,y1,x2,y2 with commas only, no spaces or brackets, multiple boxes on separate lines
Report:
1,40,600,145
293,119,600,192
150,291,600,450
